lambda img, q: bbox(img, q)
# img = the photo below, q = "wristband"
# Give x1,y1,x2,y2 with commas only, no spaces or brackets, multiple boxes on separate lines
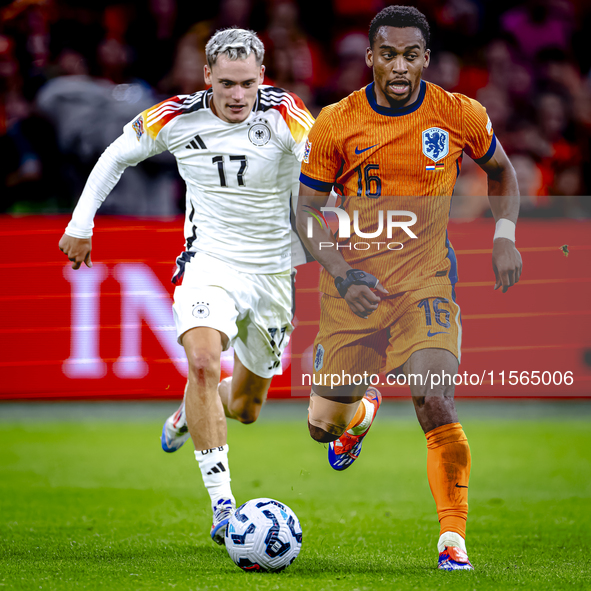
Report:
493,218,516,243
334,269,379,298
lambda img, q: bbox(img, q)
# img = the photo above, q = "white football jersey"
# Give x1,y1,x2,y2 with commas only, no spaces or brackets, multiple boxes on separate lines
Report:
65,85,314,276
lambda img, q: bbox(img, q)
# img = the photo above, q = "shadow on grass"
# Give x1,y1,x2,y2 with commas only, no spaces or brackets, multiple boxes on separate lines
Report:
288,554,435,577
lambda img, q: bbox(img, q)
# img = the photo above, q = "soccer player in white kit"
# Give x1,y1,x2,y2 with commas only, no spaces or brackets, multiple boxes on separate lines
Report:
58,28,313,544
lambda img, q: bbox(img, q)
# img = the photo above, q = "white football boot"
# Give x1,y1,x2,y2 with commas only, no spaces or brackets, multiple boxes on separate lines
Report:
210,497,235,545
161,399,190,453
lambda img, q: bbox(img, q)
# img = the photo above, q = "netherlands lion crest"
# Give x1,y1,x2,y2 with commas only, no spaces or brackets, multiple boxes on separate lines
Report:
314,344,324,371
422,127,449,162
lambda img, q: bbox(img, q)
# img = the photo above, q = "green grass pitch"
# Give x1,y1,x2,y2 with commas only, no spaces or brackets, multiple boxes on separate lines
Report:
1,401,590,590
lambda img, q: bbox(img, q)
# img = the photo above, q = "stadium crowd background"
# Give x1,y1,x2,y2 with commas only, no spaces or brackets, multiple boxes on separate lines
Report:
1,0,590,219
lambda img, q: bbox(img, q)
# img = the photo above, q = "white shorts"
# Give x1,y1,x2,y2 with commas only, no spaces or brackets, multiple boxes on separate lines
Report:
172,252,293,379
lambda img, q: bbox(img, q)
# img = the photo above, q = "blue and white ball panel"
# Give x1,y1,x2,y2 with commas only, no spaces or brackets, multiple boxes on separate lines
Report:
225,498,303,572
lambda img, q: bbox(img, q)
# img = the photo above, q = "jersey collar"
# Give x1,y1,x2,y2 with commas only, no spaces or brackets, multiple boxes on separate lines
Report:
365,80,426,117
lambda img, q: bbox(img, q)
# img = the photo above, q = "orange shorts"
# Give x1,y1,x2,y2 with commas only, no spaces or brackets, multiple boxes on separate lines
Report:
313,283,462,378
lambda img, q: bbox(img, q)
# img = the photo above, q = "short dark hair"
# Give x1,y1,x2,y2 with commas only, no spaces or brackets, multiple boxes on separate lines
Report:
369,5,431,49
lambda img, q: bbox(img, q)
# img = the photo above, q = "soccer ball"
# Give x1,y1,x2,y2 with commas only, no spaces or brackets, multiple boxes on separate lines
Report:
225,498,303,572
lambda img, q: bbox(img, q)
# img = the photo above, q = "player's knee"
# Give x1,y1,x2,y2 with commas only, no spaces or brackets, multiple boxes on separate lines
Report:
308,421,339,443
412,393,455,412
186,349,219,384
236,414,257,425
231,400,262,424
412,394,457,432
307,392,357,443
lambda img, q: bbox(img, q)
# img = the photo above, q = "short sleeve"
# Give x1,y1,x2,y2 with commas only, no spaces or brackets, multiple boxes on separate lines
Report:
299,105,342,192
459,94,497,165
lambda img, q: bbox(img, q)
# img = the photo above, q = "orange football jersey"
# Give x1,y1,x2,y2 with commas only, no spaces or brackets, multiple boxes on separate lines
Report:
300,80,495,296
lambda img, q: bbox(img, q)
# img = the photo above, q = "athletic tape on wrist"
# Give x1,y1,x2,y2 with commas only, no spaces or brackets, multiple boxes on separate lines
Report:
493,218,516,243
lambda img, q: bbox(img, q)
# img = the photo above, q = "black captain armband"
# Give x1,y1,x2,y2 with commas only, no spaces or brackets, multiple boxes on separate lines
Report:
334,269,379,298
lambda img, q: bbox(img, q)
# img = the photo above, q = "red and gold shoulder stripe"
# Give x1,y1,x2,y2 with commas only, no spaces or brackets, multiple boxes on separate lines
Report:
259,87,314,143
142,92,205,139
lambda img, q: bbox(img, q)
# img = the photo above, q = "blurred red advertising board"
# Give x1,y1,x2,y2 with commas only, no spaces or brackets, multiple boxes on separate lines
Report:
0,215,589,399
0,216,290,400
292,218,591,398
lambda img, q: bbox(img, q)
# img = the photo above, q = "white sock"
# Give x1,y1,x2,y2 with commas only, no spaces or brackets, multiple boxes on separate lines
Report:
437,531,466,554
347,397,374,435
195,444,235,508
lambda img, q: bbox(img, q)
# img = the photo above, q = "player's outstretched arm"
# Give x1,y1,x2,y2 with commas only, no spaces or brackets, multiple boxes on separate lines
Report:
57,139,128,270
296,185,386,318
58,109,166,270
478,140,523,293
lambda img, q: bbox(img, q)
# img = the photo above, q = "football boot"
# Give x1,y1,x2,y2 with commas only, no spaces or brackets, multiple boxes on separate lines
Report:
161,400,190,453
438,545,474,571
211,497,235,545
328,387,381,471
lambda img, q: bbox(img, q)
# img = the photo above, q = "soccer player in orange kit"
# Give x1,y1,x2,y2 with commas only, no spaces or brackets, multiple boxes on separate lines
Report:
296,5,522,570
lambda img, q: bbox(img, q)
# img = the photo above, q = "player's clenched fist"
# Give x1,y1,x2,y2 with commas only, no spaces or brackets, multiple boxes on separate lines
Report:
58,234,93,270
334,269,389,318
344,283,388,318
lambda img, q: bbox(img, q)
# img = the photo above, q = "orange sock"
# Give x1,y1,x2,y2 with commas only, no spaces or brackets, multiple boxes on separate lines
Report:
425,422,471,539
346,400,366,430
